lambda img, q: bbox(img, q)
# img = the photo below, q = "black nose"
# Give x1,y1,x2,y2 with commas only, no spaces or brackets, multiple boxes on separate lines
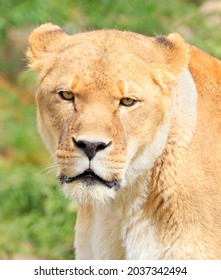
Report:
73,138,111,160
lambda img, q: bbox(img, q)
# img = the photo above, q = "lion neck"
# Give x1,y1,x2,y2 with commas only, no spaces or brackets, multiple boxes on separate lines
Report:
121,66,198,219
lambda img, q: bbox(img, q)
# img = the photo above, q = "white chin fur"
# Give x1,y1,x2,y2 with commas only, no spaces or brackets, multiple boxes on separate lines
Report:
62,181,117,205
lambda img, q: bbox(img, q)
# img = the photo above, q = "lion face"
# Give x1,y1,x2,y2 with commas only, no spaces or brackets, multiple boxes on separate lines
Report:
27,24,189,204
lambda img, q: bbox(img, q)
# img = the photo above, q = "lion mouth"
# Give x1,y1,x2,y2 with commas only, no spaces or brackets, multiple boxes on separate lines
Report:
58,169,120,190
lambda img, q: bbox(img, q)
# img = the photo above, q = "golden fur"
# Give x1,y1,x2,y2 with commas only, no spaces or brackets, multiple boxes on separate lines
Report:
27,23,221,259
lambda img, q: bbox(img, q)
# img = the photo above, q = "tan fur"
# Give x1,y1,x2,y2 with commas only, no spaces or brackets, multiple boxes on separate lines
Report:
27,23,221,259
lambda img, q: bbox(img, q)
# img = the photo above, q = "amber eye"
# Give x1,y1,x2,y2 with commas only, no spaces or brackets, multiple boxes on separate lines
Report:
120,97,137,107
58,91,74,101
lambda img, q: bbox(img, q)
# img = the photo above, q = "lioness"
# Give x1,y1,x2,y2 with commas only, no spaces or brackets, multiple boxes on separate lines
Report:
27,23,221,259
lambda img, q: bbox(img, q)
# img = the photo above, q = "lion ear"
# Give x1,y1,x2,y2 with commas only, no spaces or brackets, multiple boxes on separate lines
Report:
154,33,189,75
26,23,67,71
150,33,189,92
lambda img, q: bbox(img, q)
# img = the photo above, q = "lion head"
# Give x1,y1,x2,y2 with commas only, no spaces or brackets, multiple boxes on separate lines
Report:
27,23,193,204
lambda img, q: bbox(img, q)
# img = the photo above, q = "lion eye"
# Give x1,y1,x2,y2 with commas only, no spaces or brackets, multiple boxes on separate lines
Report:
120,97,137,107
58,91,74,101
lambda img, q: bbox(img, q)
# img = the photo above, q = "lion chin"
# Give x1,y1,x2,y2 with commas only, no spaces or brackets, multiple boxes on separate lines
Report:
62,180,117,205
58,169,122,204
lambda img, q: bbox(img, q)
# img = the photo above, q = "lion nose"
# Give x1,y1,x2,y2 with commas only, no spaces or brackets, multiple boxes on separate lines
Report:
73,138,112,160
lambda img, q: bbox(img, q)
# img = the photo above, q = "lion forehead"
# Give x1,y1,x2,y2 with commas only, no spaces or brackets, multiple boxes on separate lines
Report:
54,40,154,83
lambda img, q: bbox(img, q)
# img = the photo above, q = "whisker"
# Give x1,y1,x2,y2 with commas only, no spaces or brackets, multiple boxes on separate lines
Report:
35,165,58,177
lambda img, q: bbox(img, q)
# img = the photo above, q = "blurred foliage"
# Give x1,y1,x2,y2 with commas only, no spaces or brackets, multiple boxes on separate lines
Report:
0,0,74,41
0,0,220,259
0,84,76,259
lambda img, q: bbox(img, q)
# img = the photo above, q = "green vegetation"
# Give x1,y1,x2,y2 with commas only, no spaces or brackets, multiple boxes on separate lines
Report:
0,0,220,259
0,84,76,259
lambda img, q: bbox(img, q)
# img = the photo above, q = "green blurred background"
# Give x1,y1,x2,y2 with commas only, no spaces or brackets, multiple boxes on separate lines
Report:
0,0,220,259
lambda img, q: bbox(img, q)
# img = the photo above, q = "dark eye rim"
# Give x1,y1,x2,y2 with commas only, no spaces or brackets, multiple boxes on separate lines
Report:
119,98,138,107
58,90,75,101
